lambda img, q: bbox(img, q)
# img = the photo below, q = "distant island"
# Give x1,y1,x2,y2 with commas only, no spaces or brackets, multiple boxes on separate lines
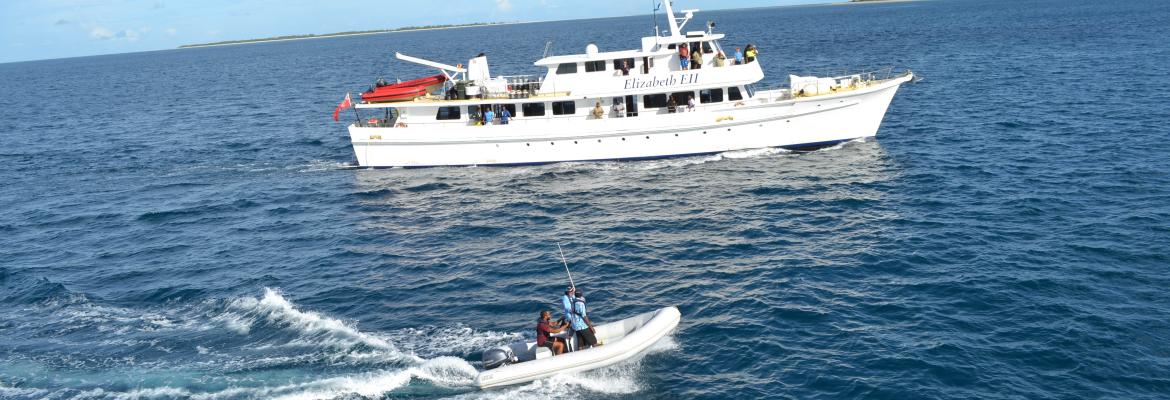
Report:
178,22,507,48
179,0,901,49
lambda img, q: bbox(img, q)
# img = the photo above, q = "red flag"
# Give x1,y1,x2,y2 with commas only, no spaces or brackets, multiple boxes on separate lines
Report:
333,92,352,122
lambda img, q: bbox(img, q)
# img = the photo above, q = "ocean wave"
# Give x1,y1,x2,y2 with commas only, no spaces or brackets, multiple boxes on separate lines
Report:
214,288,408,356
0,268,85,306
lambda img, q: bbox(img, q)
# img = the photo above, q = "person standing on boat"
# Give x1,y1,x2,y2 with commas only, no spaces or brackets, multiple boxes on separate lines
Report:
592,102,605,119
679,45,690,70
570,290,599,349
691,48,703,69
612,99,625,118
745,44,758,63
667,96,678,113
687,95,696,112
499,107,511,125
619,60,631,76
714,51,727,67
734,47,744,65
561,287,577,350
484,107,495,125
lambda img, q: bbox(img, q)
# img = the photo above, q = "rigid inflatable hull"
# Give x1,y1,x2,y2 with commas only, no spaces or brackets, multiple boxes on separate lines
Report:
361,74,446,103
474,306,681,389
361,86,430,103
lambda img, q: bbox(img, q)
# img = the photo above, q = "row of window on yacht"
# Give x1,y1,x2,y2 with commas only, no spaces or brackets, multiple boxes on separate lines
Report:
433,85,753,122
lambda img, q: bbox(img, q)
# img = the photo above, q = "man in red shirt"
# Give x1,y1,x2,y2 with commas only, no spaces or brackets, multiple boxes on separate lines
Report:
536,310,567,355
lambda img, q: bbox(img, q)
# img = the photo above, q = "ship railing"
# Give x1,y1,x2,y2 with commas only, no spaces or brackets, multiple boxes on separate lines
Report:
757,66,905,102
826,66,895,82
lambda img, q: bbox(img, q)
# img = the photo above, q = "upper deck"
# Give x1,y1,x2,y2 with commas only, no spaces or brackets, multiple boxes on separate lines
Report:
359,2,761,110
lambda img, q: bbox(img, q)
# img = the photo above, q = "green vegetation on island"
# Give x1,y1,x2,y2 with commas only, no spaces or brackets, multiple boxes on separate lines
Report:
178,22,505,48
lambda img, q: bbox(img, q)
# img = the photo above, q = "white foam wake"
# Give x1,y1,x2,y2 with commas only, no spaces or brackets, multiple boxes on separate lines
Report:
6,289,679,400
215,288,411,356
269,356,479,400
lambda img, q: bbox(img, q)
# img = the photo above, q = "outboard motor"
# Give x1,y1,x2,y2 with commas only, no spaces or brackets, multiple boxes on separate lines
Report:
481,347,517,370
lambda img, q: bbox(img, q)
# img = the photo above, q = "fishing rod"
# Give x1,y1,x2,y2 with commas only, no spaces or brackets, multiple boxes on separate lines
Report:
557,242,575,290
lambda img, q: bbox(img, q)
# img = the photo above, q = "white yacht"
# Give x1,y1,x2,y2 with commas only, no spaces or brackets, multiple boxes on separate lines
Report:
344,1,913,167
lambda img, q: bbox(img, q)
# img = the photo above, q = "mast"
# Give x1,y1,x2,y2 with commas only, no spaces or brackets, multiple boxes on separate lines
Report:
662,1,698,37
663,0,681,37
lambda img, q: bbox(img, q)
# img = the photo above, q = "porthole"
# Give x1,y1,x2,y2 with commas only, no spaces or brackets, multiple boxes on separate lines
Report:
597,139,602,143
674,133,679,137
550,142,555,145
621,137,626,141
526,143,530,146
645,136,649,139
703,131,707,134
727,128,731,132
574,141,578,144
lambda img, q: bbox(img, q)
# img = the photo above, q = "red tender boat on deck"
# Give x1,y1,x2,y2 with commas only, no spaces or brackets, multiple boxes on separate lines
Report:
361,74,446,103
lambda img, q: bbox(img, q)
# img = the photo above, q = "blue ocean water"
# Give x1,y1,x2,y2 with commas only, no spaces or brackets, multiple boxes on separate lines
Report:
2,0,1170,398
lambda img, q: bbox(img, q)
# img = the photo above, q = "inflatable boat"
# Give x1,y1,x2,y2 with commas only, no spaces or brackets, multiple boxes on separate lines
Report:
360,74,447,103
475,306,680,389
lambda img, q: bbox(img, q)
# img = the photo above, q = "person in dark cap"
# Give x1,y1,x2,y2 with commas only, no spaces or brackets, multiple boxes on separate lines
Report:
569,289,599,349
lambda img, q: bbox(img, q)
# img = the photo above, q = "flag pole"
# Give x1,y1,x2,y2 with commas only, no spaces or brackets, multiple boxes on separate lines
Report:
348,92,360,125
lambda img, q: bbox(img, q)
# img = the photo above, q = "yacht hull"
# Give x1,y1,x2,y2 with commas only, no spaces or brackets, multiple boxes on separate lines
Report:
347,74,911,168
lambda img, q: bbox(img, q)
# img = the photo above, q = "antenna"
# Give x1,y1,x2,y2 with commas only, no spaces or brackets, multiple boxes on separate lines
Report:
542,40,554,58
652,1,661,38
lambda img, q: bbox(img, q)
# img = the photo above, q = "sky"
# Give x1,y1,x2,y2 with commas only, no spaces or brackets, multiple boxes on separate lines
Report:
0,0,828,64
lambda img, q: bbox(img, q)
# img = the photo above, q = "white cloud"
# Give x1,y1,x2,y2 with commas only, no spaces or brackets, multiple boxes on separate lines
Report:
165,27,178,36
115,29,140,41
88,25,143,41
495,0,512,12
89,26,114,40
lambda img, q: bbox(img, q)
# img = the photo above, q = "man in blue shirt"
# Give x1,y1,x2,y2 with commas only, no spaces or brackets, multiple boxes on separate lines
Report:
561,287,576,350
499,107,511,125
734,47,744,65
570,290,598,349
483,108,495,125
